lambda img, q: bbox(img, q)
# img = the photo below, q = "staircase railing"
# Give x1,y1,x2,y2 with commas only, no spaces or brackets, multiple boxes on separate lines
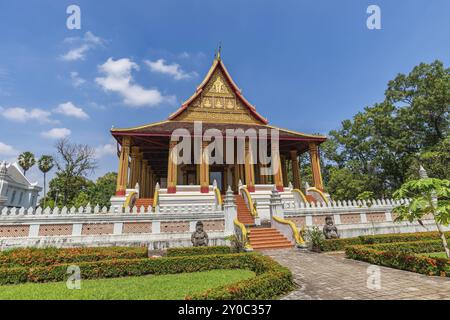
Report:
214,186,222,208
123,191,138,209
272,215,306,247
306,187,329,205
152,189,159,212
292,188,308,205
233,218,253,251
239,186,258,218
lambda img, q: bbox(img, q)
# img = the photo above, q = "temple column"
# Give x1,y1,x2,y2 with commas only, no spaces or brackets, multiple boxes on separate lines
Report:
200,141,210,193
233,163,239,192
129,146,140,188
273,150,284,192
259,164,267,184
167,141,178,193
140,159,148,197
244,139,255,192
148,169,153,197
290,150,301,190
115,136,131,196
309,143,324,190
281,155,288,187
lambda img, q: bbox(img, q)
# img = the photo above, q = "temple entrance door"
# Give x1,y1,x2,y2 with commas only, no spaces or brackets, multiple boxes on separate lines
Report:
210,171,223,192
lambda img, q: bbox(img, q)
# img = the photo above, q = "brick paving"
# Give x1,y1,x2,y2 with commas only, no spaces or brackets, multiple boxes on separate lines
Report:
262,249,450,300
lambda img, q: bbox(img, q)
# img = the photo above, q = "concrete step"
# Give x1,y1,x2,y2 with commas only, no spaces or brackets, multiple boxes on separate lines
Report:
252,243,293,250
249,238,291,245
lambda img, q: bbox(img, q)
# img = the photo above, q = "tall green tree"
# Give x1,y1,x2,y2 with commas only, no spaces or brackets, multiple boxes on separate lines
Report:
37,155,54,208
17,152,36,176
323,60,449,198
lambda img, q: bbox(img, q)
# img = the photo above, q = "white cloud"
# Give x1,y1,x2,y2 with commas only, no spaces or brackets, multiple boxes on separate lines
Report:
60,31,105,62
145,59,196,80
54,102,89,119
95,143,117,158
1,107,54,123
41,128,71,139
96,57,175,107
0,141,19,156
70,71,86,87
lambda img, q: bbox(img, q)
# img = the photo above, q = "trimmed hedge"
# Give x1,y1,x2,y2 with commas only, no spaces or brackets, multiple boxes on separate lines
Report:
0,247,148,268
345,244,450,277
0,253,294,300
166,246,232,257
362,240,445,254
320,231,450,252
187,254,293,300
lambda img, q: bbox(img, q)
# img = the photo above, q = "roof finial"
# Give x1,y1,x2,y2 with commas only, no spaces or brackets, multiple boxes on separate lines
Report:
215,42,222,60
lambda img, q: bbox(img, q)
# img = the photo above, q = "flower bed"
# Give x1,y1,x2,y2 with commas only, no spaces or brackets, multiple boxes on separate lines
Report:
0,247,148,268
345,241,450,277
320,231,450,252
0,252,293,300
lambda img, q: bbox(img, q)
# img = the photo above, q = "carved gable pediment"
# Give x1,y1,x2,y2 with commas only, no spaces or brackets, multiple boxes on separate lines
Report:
171,61,266,124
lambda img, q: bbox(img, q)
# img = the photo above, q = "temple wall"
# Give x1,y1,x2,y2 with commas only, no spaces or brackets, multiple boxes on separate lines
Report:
281,199,448,238
0,207,227,250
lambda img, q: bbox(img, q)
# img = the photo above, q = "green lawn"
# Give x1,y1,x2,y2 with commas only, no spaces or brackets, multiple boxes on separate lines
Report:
0,269,255,300
419,252,449,259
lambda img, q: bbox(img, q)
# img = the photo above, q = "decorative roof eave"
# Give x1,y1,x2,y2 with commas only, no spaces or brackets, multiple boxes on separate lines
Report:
168,57,268,124
111,120,327,144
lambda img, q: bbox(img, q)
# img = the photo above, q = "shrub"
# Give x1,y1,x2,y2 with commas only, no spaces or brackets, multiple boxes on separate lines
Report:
166,246,232,257
0,247,148,268
320,231,450,252
364,240,444,254
186,254,293,300
345,243,450,277
304,226,325,252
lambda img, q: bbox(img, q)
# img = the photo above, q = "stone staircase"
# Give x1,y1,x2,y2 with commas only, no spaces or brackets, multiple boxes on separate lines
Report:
248,227,293,250
235,195,293,250
235,195,255,225
134,198,153,212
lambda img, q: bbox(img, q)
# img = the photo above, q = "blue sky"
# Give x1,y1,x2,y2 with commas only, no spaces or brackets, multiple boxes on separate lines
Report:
0,0,449,187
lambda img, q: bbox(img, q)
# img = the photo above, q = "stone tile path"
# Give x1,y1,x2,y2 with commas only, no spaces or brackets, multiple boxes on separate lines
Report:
262,249,450,300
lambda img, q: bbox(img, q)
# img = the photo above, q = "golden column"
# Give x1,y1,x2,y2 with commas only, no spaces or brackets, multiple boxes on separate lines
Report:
233,163,239,192
273,150,284,192
129,146,140,188
167,141,178,193
281,155,288,187
244,139,255,192
290,149,301,190
200,141,210,193
259,164,268,184
142,160,149,197
309,143,324,190
148,168,153,198
115,136,131,196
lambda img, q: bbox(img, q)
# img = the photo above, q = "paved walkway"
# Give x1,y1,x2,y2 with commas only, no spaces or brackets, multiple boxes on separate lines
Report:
262,249,450,300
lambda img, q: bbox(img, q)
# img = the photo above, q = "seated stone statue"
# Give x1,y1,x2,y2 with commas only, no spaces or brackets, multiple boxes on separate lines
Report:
191,221,209,246
323,215,339,239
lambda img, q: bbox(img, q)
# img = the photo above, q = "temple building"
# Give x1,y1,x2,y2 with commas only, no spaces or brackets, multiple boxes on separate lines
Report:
110,53,328,215
0,161,41,209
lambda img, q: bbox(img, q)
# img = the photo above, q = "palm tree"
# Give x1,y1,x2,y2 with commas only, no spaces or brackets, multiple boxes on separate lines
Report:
38,155,54,208
17,152,36,176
